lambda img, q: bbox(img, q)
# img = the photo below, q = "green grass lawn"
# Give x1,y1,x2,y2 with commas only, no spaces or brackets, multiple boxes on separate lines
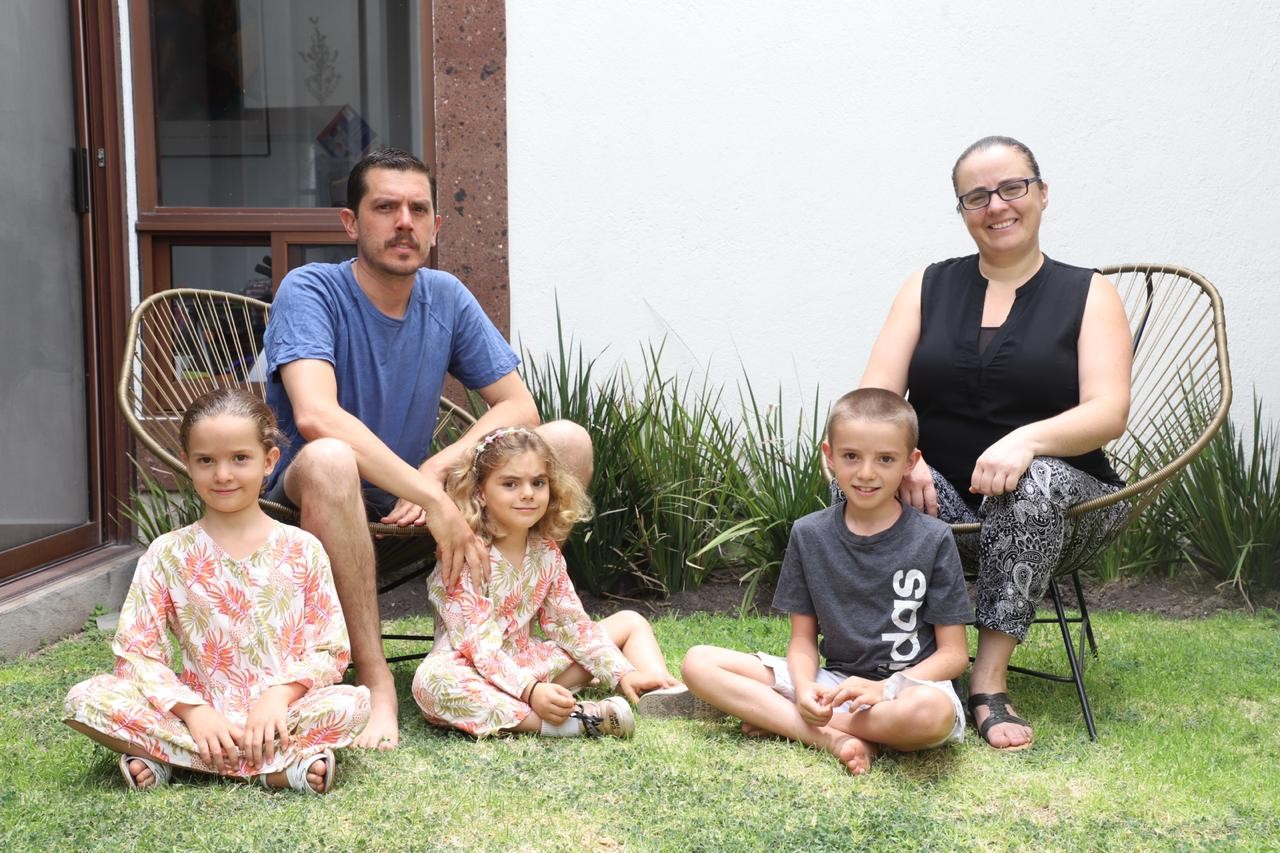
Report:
2,608,1278,852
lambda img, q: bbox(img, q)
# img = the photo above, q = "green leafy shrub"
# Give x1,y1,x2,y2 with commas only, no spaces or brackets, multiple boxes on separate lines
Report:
1090,510,1182,583
622,346,746,593
1089,410,1199,583
1161,394,1280,602
724,377,828,606
119,457,203,545
518,315,826,603
1092,392,1280,604
520,320,649,594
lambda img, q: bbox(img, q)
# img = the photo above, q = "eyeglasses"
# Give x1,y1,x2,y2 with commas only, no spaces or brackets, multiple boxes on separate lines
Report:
956,177,1042,211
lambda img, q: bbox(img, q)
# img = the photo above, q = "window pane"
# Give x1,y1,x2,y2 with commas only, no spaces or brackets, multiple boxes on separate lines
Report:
164,247,272,393
172,245,273,302
287,243,353,271
153,0,422,208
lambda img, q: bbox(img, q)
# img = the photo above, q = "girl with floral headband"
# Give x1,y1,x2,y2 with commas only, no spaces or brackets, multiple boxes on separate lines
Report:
412,427,707,737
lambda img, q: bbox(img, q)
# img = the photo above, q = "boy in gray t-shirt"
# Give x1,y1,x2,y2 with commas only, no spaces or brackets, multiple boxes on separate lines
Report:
682,389,973,775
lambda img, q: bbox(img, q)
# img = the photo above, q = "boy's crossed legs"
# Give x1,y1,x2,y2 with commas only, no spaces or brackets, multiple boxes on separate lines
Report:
681,645,961,775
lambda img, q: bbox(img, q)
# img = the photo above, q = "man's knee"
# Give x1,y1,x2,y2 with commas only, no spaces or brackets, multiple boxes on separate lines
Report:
287,438,361,501
536,420,594,483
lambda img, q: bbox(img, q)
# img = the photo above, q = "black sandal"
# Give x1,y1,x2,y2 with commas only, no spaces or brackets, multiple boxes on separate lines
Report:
968,692,1035,751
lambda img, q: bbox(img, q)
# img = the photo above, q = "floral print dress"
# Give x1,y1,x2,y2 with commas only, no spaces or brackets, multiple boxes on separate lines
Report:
64,522,369,777
412,537,633,737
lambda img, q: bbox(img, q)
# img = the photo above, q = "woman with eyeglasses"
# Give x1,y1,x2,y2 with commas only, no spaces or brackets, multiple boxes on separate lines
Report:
858,136,1132,750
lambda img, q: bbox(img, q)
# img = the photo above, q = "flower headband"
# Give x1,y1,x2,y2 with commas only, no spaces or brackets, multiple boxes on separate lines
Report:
472,426,535,462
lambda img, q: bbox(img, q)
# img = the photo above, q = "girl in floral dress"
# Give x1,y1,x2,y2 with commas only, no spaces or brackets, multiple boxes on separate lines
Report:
64,389,369,792
412,427,690,738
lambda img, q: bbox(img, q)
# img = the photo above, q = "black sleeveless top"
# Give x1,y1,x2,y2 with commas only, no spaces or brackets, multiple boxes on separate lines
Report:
907,254,1123,509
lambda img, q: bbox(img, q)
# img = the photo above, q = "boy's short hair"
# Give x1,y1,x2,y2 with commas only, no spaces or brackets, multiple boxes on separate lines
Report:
826,388,919,451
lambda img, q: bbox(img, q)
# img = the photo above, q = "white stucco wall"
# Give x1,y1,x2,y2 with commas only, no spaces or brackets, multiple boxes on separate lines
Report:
507,1,1280,430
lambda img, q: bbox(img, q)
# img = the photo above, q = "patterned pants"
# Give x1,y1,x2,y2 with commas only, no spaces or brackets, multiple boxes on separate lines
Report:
64,675,370,777
412,649,576,738
832,456,1128,641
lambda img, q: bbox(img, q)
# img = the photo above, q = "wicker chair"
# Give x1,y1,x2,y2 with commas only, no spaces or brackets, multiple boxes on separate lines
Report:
979,263,1230,739
118,288,478,663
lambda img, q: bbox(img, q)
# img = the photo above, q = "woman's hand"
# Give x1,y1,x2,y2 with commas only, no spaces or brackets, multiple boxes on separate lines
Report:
971,430,1036,497
528,682,576,726
898,455,938,516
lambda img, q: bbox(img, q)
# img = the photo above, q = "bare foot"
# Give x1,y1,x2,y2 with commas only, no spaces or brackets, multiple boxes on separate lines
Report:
740,721,771,738
125,758,156,789
829,733,878,776
264,757,328,793
353,671,400,750
304,756,327,792
970,693,1034,750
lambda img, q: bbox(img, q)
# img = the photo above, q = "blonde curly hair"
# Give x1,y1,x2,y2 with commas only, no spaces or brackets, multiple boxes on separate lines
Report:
445,427,592,543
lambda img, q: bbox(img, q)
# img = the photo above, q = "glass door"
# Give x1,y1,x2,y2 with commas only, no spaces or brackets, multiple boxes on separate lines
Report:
0,0,95,578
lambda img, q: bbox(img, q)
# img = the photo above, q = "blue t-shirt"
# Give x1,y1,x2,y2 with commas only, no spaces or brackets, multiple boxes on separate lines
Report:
264,261,520,507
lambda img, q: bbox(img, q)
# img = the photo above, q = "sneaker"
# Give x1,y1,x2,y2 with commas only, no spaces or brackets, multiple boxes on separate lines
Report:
637,684,724,721
572,696,635,738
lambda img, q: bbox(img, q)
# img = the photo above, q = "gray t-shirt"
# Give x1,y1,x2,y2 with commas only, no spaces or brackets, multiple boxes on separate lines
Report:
772,502,973,678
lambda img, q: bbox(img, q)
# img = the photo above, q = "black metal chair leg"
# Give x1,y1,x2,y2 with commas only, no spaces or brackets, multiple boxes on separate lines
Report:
376,557,434,662
1049,579,1098,741
384,647,432,665
1070,570,1098,656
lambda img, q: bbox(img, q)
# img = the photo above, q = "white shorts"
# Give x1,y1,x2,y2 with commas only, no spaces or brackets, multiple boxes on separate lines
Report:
753,652,965,748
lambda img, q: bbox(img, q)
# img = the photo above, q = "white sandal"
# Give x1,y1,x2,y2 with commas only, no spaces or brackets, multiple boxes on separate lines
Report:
118,753,171,790
258,749,335,794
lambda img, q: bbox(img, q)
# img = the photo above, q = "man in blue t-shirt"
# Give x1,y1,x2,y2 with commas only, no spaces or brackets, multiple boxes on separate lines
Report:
263,148,591,750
